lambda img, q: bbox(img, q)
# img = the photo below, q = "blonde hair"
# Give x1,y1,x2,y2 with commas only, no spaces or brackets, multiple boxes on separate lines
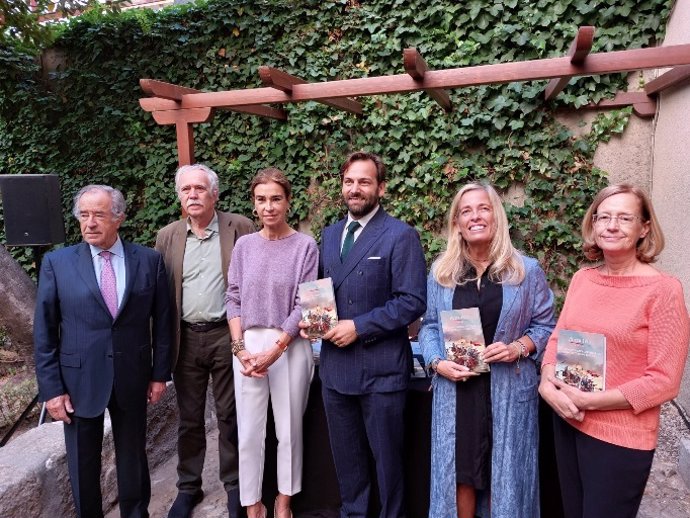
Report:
433,183,525,287
582,183,664,263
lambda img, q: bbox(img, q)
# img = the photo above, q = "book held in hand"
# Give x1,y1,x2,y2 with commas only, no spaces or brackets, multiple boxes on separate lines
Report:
298,278,338,339
440,308,490,373
555,329,606,392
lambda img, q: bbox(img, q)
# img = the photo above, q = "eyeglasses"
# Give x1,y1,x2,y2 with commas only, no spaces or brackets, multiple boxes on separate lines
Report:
592,213,642,227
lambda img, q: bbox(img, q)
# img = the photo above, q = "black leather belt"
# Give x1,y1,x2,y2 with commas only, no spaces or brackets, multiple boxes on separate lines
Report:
182,320,226,333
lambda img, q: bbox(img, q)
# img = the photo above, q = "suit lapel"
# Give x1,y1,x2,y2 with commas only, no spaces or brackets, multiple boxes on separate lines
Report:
331,209,387,290
171,220,187,303
325,219,347,287
76,242,111,317
118,240,140,318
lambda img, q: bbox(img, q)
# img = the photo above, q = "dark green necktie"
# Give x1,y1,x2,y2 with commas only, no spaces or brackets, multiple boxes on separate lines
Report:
340,221,361,262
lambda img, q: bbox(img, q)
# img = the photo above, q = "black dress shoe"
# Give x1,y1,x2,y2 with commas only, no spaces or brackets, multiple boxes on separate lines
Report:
167,489,204,518
226,488,241,518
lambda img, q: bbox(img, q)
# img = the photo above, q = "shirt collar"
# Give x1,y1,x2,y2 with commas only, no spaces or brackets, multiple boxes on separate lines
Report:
346,204,379,229
186,211,219,238
89,236,124,259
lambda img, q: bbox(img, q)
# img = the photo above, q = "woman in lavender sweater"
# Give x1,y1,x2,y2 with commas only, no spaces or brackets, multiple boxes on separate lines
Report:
225,168,318,518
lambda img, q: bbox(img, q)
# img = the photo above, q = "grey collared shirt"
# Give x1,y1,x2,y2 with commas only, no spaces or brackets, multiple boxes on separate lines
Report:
181,212,226,323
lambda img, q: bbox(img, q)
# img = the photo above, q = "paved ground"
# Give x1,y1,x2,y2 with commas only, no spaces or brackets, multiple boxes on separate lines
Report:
107,403,690,518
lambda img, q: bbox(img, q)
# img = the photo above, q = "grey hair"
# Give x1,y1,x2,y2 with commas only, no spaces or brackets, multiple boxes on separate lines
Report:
175,164,220,194
72,185,126,219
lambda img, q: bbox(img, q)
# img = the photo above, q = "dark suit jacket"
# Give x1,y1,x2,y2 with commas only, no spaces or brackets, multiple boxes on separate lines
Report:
34,240,172,418
319,208,427,394
154,211,254,370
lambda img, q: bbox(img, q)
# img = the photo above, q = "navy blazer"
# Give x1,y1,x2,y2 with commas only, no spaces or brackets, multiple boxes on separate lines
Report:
319,208,427,394
34,240,172,418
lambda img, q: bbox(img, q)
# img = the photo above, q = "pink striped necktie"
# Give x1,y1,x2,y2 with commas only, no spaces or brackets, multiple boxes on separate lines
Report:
99,250,118,317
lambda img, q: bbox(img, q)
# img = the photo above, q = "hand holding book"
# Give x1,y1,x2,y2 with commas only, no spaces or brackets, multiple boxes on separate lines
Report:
298,278,338,339
440,308,490,374
434,359,480,383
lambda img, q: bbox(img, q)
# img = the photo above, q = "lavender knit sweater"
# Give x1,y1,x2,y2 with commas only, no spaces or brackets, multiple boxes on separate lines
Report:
225,231,318,338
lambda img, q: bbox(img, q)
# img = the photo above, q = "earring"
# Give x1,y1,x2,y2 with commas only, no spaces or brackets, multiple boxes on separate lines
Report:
252,208,258,217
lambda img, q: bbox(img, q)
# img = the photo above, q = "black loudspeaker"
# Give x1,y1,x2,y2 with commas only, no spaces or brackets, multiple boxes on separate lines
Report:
0,174,66,246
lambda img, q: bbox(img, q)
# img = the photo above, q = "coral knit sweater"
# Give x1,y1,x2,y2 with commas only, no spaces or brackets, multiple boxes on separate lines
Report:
542,267,690,450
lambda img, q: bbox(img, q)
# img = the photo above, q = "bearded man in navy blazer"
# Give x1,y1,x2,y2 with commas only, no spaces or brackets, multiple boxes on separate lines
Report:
318,151,427,518
34,185,172,518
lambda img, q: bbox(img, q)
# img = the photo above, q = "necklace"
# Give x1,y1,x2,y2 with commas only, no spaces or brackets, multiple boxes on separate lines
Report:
260,228,295,241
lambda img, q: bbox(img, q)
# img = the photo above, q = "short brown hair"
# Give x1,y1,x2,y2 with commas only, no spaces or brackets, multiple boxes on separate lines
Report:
250,167,292,199
582,184,664,263
339,151,386,184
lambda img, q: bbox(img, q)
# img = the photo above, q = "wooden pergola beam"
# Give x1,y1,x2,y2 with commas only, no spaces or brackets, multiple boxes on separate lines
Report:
258,66,363,114
586,92,657,118
148,107,214,166
544,26,596,100
644,64,690,96
140,79,198,100
139,82,287,120
171,43,690,109
403,48,452,112
151,107,213,125
141,97,287,121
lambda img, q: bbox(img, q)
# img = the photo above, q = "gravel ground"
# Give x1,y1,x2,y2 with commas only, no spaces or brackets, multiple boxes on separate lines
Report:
107,403,690,518
638,402,690,518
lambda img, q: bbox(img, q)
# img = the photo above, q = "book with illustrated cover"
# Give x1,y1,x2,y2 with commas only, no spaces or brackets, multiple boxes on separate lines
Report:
555,329,606,392
440,308,490,373
298,278,338,339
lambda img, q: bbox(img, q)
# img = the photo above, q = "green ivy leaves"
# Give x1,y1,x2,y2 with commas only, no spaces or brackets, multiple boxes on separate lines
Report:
0,0,670,299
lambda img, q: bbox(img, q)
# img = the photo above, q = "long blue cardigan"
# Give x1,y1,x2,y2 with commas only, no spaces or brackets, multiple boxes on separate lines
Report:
419,255,555,518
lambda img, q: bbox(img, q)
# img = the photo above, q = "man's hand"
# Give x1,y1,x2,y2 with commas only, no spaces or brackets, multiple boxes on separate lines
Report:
46,394,74,424
147,381,167,404
323,320,358,348
298,319,311,340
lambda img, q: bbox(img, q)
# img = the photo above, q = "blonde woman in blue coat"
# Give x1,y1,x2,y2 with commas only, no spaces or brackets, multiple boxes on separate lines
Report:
419,183,555,518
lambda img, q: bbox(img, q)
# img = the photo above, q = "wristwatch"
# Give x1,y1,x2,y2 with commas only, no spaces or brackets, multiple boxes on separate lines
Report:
430,358,441,373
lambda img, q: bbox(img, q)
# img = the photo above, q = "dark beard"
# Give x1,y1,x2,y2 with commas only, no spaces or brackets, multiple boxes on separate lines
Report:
345,195,379,218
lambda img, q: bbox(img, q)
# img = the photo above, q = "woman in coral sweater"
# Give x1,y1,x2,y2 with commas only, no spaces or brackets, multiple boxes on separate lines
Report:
539,184,690,518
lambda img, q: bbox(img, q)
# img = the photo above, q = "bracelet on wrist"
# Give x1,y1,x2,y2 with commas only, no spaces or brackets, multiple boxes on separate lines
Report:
510,342,520,360
515,338,529,358
231,339,245,356
430,357,441,373
276,338,288,352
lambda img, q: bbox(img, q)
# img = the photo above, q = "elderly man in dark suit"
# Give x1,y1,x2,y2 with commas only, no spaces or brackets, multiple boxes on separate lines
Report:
34,184,172,518
318,151,427,518
155,164,254,518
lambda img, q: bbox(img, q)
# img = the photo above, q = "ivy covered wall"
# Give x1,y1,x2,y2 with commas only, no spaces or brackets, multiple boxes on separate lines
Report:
0,0,673,292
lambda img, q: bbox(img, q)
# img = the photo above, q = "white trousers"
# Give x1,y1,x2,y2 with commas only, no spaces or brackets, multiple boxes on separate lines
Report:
234,327,314,506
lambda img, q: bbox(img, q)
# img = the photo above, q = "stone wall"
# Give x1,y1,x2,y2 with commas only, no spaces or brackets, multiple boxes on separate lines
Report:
0,385,178,517
652,0,690,486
